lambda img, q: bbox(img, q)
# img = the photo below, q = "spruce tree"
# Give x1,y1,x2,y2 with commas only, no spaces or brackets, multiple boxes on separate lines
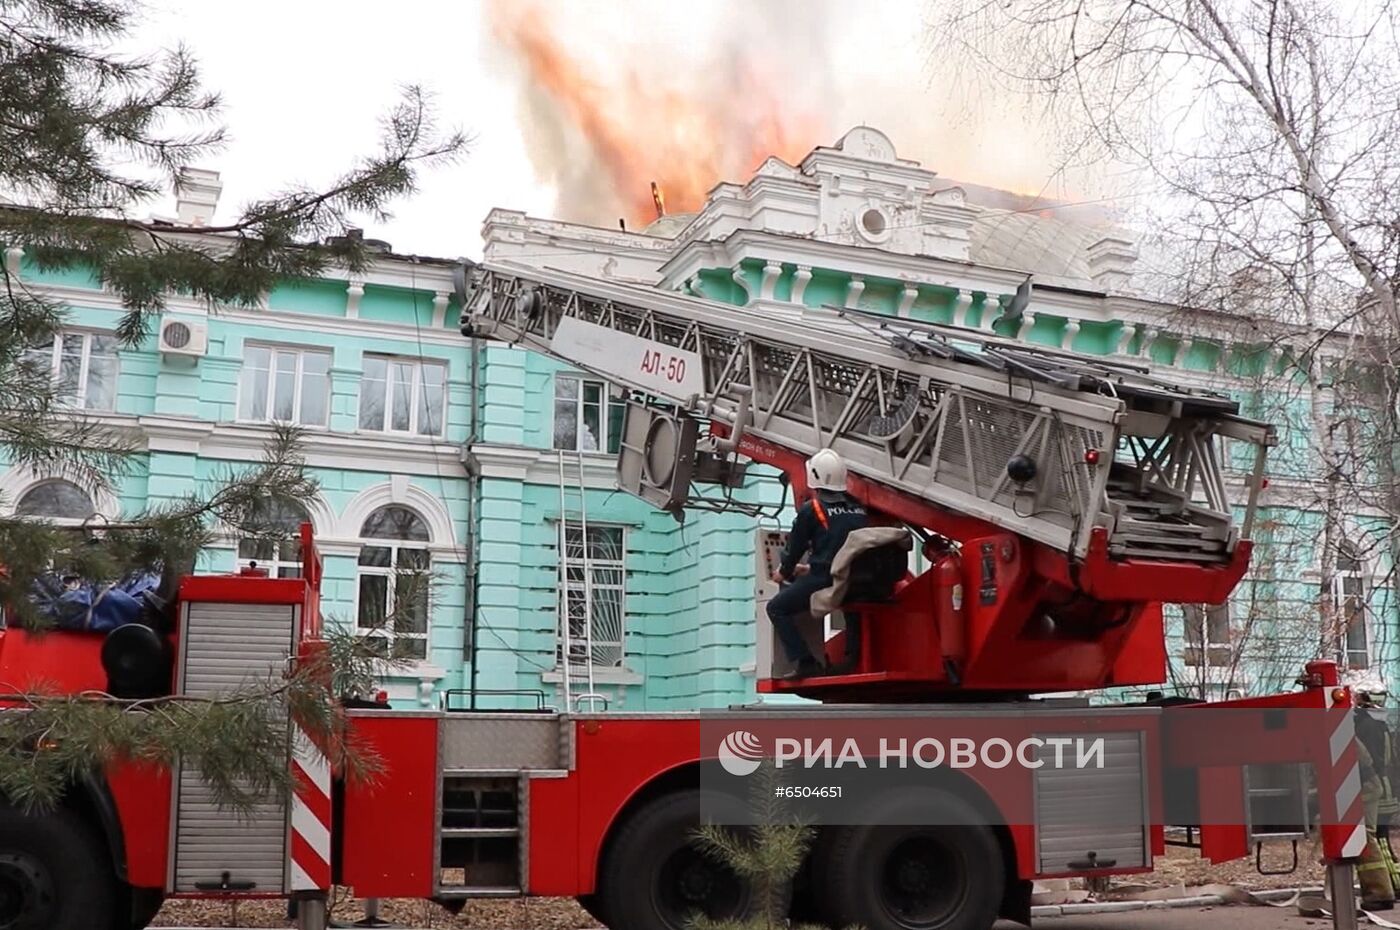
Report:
0,0,464,809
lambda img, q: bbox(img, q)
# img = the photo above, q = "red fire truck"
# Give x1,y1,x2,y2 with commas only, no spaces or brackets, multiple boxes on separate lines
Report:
0,262,1368,930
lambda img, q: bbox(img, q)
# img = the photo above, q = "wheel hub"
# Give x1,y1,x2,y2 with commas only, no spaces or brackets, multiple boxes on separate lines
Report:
655,844,745,923
0,853,56,930
678,860,714,901
894,855,934,894
880,834,965,928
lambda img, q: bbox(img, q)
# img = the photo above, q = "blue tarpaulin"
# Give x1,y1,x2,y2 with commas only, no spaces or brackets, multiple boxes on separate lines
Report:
30,573,162,632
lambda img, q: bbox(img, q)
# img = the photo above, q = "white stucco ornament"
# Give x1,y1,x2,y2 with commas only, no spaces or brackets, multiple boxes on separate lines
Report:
838,126,897,162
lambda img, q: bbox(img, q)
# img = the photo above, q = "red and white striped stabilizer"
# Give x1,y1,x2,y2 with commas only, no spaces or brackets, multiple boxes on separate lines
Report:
1320,680,1367,861
289,725,333,891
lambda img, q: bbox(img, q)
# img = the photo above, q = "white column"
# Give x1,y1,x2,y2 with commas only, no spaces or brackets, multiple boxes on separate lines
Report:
896,283,919,318
4,246,22,276
1114,322,1137,356
1219,341,1235,371
759,260,783,301
345,279,364,319
790,265,813,305
982,296,1002,332
431,290,451,328
1138,327,1158,358
684,274,702,297
1173,335,1194,367
731,266,751,305
845,275,866,310
1061,318,1081,351
952,289,974,328
1016,311,1037,341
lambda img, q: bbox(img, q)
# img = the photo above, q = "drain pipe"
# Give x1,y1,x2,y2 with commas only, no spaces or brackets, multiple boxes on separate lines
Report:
456,261,483,710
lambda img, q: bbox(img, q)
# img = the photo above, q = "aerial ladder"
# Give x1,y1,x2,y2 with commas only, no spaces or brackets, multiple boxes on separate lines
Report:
458,260,1276,700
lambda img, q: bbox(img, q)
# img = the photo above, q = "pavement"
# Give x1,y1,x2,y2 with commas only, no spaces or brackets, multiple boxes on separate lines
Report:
160,910,1365,930
1024,904,1346,927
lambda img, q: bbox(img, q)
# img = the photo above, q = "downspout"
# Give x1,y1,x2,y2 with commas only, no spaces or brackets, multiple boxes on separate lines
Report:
456,261,483,710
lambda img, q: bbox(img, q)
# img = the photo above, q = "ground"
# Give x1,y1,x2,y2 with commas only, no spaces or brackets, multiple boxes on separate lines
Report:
151,845,1328,928
1030,907,1350,929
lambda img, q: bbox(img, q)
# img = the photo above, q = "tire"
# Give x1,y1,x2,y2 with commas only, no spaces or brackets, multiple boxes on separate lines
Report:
125,886,165,930
597,789,784,930
0,803,119,930
575,893,609,928
815,789,1003,930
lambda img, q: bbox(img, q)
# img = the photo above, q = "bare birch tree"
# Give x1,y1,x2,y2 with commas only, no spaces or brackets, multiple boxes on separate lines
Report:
930,0,1400,685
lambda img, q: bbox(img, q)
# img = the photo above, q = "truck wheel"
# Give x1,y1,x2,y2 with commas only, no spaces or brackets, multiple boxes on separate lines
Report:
0,804,118,930
124,886,165,929
817,789,1002,930
575,893,608,927
598,789,780,930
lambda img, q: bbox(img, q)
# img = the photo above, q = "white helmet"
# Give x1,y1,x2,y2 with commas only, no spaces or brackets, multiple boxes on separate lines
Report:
806,448,848,491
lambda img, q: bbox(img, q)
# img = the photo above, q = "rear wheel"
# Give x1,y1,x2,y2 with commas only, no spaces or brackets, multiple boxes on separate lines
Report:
124,886,165,930
816,789,1002,930
575,893,608,927
0,804,118,930
597,789,782,930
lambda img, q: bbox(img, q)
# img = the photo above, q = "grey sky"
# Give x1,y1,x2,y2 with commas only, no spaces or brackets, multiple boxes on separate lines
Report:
136,0,1091,259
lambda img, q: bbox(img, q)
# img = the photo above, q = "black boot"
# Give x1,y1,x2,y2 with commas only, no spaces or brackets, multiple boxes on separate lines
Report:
782,657,824,681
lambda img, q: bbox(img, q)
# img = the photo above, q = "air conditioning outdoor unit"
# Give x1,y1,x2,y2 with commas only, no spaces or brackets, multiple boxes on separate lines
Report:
159,317,208,358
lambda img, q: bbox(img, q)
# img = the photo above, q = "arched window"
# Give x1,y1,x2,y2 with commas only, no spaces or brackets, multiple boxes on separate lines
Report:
15,480,96,523
357,505,431,660
236,499,310,579
1334,541,1369,669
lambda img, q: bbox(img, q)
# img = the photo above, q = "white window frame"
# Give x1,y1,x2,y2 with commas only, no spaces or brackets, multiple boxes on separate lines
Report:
236,536,304,579
235,501,311,579
354,508,433,662
557,521,626,669
13,479,97,526
26,330,119,411
553,374,624,454
1333,544,1370,670
237,344,332,427
359,354,447,437
1182,603,1231,667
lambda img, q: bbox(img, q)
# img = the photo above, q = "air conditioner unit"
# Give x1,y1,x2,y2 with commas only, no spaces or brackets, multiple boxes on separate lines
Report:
159,317,208,358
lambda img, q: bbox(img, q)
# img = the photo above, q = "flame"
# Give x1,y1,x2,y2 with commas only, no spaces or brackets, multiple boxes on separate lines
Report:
650,181,665,218
489,2,825,226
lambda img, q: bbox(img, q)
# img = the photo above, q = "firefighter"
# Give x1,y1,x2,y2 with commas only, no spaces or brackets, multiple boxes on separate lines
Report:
1356,691,1397,909
767,449,868,680
1357,692,1400,892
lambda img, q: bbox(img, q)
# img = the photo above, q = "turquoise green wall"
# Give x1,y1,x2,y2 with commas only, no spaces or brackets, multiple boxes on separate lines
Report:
10,265,475,701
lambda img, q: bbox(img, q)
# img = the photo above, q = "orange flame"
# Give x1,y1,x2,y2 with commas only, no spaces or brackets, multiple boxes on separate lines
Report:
490,2,825,226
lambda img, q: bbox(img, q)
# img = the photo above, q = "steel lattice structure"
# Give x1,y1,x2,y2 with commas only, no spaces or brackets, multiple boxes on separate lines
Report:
461,261,1273,564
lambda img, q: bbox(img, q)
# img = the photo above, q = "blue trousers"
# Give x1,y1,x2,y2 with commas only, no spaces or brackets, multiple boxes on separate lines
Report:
766,573,829,664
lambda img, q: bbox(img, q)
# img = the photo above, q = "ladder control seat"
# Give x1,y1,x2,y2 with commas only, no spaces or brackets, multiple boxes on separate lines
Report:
838,542,909,606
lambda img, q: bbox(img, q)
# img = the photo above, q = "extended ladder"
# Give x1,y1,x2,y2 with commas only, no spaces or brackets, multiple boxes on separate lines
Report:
555,450,607,712
461,261,1274,566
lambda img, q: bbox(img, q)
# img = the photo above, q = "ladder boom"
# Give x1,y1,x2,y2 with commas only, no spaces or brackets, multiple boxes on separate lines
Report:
460,261,1273,575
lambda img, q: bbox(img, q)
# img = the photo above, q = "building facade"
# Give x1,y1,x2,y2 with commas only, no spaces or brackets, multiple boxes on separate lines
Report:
7,128,1393,710
479,126,1398,702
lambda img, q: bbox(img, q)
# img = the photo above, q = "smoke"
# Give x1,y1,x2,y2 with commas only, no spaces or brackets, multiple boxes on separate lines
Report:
486,0,837,227
485,0,1102,228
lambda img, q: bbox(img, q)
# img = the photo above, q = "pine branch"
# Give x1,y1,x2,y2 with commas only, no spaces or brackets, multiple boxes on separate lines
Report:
0,627,382,813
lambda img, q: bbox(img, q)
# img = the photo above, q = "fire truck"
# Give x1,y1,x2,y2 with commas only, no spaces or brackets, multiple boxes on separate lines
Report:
0,260,1370,930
